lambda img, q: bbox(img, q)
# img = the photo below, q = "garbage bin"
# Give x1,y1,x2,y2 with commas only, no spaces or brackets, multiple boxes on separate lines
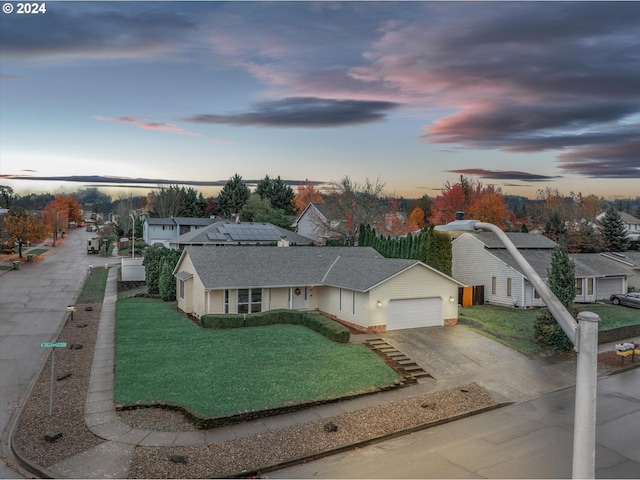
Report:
12,261,19,270
27,254,33,262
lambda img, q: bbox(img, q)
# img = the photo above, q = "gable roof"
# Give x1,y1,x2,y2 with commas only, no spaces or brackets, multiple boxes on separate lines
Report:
170,220,313,246
144,216,218,227
176,246,462,292
462,232,558,249
490,249,632,280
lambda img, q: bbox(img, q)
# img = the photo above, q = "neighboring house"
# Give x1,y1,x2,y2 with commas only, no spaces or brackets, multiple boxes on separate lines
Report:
595,211,640,241
173,246,464,332
452,232,631,308
142,216,218,247
293,203,341,245
168,220,313,249
600,251,640,292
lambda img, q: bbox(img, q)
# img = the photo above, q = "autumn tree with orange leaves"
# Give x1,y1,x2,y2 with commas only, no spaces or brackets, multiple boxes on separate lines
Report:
430,175,511,230
43,195,83,245
292,179,324,216
5,207,48,258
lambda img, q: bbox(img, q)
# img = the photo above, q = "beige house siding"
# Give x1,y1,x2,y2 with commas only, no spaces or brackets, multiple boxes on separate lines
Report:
370,265,459,328
319,288,370,330
269,288,290,310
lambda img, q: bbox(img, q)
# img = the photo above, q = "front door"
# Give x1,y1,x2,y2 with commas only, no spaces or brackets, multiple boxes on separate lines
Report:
291,287,309,310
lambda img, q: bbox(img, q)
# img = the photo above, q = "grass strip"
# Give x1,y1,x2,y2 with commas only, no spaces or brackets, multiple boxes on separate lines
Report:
76,267,109,304
115,297,401,417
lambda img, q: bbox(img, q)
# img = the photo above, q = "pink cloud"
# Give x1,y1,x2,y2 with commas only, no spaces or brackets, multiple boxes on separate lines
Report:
93,116,200,136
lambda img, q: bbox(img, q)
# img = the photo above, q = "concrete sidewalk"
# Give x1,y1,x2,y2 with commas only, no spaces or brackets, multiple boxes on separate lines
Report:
12,266,640,479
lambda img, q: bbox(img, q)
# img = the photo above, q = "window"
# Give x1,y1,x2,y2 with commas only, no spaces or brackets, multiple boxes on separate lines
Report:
492,277,497,295
352,291,356,314
587,278,594,296
339,288,342,311
162,224,175,231
506,278,512,297
576,279,583,296
224,289,229,314
534,289,540,299
179,279,184,299
238,288,261,314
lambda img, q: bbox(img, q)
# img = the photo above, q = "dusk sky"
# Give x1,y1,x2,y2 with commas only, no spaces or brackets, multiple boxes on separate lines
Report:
1,1,639,200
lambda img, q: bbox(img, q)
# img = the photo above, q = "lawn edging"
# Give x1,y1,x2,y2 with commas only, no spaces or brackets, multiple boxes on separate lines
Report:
201,309,351,343
116,375,414,430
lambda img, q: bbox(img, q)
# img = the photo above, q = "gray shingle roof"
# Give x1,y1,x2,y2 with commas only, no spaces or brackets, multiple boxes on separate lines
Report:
472,232,558,249
490,250,632,280
179,246,445,292
170,221,313,246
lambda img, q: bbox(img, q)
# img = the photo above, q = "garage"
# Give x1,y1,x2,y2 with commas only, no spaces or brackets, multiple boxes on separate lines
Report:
386,297,443,330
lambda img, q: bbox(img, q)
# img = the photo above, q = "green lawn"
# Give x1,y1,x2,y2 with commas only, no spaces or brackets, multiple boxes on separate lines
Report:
76,267,109,303
459,303,640,357
114,298,401,417
26,248,48,255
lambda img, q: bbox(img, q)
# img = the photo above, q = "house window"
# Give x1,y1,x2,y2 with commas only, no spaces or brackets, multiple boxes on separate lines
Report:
162,225,175,231
492,277,497,295
238,288,262,314
179,279,184,299
534,289,540,299
352,291,356,315
587,278,594,296
506,278,512,297
224,290,229,314
576,279,583,296
339,288,342,311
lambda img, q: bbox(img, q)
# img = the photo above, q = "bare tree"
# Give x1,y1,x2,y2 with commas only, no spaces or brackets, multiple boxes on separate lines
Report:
114,192,136,236
317,176,388,245
147,185,184,218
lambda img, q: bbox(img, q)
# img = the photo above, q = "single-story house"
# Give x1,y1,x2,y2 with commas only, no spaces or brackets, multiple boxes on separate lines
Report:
600,251,640,292
173,246,464,333
169,220,313,249
142,216,219,247
452,232,631,308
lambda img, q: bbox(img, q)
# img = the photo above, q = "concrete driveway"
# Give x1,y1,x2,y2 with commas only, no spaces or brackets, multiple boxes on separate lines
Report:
361,326,578,403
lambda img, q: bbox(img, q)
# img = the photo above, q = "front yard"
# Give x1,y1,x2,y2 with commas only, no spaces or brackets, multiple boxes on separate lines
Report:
115,298,402,418
460,303,640,357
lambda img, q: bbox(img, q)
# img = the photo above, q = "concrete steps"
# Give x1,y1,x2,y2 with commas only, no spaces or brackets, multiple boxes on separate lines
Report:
363,338,431,380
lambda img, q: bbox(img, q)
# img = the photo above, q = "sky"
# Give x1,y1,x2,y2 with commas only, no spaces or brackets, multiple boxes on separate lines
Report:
1,1,639,201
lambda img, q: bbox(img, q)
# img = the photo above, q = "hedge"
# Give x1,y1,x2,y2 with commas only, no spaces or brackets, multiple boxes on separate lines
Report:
200,309,350,343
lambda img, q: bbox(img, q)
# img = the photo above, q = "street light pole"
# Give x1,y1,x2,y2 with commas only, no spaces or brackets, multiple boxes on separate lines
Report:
435,213,599,479
130,213,135,258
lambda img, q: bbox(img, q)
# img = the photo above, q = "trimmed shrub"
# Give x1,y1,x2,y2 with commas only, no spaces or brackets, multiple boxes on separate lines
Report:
201,309,350,343
533,307,574,352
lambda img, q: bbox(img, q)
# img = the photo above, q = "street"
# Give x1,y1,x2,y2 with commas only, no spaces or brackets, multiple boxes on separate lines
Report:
0,228,114,479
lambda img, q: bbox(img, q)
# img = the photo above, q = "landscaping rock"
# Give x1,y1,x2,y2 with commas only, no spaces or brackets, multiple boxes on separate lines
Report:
69,343,83,350
76,323,88,328
84,306,93,311
170,454,189,465
56,373,72,381
323,422,338,433
44,432,63,443
421,402,436,410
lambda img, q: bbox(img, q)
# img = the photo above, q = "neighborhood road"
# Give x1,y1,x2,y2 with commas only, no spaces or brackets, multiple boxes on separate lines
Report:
267,368,640,479
0,228,115,479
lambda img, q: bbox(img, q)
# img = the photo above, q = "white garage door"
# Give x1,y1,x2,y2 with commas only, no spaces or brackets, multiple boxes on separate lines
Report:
386,297,443,330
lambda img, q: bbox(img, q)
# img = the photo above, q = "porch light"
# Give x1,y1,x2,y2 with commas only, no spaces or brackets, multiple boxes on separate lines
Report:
376,300,382,308
449,296,455,303
435,212,600,479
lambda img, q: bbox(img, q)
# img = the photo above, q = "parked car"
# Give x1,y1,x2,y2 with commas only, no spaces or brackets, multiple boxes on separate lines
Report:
610,292,640,309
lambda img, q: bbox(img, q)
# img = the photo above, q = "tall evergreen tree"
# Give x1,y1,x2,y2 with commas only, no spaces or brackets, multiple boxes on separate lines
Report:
599,207,630,252
533,244,575,351
256,175,295,215
216,174,251,218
